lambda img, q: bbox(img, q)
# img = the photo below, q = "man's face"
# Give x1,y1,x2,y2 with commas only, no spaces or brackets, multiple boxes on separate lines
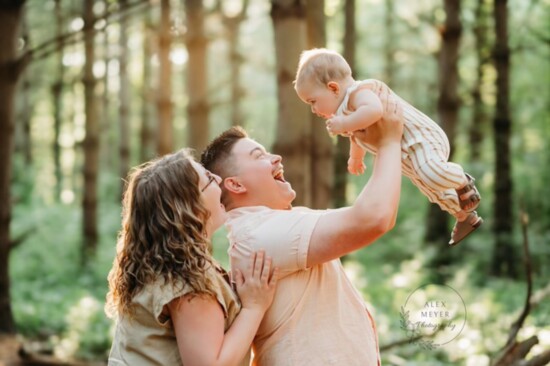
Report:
229,138,296,210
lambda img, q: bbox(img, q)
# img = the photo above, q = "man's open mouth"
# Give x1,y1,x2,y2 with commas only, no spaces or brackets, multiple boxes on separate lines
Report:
273,169,286,183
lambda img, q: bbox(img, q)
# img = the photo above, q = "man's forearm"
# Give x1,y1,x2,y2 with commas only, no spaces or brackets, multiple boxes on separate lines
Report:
354,141,402,229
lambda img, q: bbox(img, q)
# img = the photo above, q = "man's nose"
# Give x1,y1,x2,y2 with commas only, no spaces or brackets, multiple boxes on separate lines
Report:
271,154,282,164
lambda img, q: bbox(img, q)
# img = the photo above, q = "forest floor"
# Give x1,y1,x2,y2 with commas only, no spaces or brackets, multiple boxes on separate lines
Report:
0,335,104,366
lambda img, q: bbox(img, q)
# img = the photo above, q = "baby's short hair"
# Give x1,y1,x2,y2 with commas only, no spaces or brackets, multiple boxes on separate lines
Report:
294,48,352,88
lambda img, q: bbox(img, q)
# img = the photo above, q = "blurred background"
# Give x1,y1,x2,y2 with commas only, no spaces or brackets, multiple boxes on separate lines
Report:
0,0,549,365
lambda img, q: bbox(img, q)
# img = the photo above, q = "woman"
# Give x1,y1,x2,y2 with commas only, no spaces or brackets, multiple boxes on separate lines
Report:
105,149,278,366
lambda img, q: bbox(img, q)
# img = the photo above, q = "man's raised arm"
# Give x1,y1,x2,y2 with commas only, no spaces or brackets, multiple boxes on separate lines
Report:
307,98,403,267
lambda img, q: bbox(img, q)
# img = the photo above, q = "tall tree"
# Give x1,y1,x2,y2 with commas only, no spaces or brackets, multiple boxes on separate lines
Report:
469,0,490,161
52,0,64,201
425,0,462,255
0,0,27,334
82,0,100,265
156,0,173,156
491,0,516,277
218,0,248,127
185,0,210,152
15,15,32,166
140,13,155,163
306,0,333,209
333,0,355,208
383,0,396,86
270,0,310,206
101,5,113,171
118,0,130,196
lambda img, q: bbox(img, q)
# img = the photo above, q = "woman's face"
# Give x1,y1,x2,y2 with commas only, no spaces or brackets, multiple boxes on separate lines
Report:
192,161,226,237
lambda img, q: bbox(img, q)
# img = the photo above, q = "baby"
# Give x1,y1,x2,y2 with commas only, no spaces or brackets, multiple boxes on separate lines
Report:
294,48,482,246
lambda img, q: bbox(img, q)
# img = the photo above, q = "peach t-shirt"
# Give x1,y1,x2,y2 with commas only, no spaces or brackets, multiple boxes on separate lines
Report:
226,206,381,366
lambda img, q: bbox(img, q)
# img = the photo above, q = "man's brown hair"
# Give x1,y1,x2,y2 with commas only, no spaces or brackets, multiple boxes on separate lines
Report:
200,126,248,205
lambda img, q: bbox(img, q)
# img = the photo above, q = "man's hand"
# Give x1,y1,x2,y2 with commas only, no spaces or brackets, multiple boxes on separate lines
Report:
354,96,403,149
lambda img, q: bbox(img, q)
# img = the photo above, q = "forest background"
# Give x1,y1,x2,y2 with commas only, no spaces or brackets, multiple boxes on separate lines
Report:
0,0,549,365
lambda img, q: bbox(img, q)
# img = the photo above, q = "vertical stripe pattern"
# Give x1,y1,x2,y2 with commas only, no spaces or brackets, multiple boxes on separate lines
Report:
338,79,466,215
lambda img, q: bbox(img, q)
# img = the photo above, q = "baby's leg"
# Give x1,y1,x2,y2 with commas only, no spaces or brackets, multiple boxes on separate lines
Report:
406,164,483,246
405,144,468,215
404,144,482,246
406,171,462,216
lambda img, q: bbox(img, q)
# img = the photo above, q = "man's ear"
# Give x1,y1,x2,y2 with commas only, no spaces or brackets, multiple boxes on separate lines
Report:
224,177,247,194
327,81,340,95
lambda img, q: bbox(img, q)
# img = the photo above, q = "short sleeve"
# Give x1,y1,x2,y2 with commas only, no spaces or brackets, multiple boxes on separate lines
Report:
143,270,229,327
226,207,324,279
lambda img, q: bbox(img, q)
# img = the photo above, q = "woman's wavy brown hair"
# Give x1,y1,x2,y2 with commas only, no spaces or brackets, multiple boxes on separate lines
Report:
105,149,216,318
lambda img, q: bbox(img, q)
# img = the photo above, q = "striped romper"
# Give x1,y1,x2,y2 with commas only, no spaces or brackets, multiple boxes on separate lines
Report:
336,79,466,215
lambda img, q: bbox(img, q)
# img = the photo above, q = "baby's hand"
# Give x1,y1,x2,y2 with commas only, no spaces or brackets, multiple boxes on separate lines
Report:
326,115,347,136
347,157,366,175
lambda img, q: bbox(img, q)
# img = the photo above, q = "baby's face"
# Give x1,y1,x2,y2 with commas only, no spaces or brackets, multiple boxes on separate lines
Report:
296,80,341,119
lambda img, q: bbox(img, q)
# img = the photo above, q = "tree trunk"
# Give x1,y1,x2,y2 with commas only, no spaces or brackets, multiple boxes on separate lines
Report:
270,0,310,207
101,6,113,171
306,0,333,209
16,69,32,166
0,0,26,335
140,15,155,163
333,0,355,208
15,16,32,167
425,0,462,255
185,0,210,152
52,0,64,201
219,0,248,128
383,0,396,86
469,0,490,162
82,0,99,266
156,0,173,156
118,0,130,196
491,0,516,278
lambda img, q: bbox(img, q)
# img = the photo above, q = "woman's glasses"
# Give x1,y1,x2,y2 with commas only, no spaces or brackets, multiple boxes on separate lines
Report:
201,171,218,192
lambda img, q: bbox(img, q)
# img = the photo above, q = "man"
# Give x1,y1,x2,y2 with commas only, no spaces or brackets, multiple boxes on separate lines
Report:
201,97,403,366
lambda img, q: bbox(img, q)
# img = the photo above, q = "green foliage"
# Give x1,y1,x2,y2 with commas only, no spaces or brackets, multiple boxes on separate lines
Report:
10,192,120,361
9,0,549,364
343,180,550,365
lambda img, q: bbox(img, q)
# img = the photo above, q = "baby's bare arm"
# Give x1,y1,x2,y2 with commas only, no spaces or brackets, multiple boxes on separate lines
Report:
343,89,384,131
349,138,366,159
347,138,367,175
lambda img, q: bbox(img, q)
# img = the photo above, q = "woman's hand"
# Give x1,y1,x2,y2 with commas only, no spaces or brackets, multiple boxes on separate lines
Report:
234,251,278,312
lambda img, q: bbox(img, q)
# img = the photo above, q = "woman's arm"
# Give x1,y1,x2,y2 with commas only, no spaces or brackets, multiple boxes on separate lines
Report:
168,252,277,366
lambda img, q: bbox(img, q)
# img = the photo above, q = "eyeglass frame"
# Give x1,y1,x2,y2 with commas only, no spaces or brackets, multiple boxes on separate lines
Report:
201,171,218,192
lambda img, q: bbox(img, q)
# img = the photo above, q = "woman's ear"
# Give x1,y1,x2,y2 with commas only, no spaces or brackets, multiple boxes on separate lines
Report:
224,177,247,194
327,81,340,96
